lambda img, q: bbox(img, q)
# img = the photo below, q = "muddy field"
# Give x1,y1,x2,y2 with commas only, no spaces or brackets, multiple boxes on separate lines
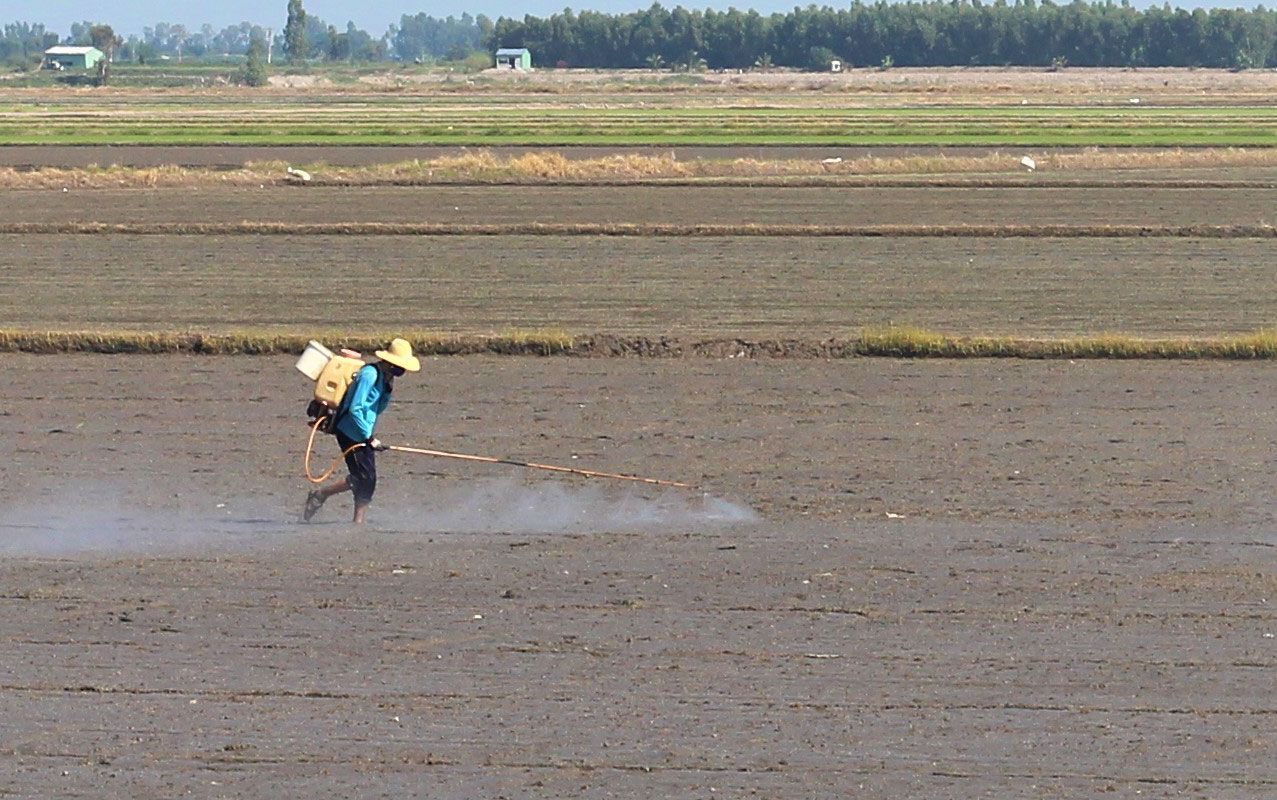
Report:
7,184,1277,227
3,232,1275,338
1,355,1274,797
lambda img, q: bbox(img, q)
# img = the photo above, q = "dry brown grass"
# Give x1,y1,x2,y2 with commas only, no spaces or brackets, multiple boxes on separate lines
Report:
5,147,1277,189
0,163,285,189
1045,147,1277,171
856,325,1277,359
5,327,1276,359
0,330,577,356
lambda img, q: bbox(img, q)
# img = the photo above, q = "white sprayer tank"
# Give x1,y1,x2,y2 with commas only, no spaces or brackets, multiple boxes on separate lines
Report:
298,340,366,410
295,340,335,380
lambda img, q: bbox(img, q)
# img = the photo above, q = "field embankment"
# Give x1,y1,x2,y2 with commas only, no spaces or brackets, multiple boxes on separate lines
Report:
6,148,1277,187
3,328,1276,359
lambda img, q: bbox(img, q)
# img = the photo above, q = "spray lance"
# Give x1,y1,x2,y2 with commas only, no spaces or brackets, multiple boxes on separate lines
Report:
295,341,692,489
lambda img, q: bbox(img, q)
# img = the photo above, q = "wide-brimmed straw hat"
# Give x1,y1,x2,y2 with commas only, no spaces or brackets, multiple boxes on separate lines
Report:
375,338,421,372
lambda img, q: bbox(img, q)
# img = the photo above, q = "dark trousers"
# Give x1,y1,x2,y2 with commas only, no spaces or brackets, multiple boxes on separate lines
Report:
335,430,376,505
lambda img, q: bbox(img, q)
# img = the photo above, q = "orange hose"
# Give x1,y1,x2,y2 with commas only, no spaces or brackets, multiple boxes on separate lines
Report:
303,415,364,484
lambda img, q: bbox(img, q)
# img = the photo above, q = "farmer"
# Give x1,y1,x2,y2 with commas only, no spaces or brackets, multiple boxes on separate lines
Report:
304,338,420,524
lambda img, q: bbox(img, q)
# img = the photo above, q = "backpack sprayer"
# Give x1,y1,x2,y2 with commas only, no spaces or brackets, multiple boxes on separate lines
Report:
296,340,365,433
295,340,693,489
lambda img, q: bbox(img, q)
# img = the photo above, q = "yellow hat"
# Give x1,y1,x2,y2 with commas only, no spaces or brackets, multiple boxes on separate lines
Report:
375,338,421,372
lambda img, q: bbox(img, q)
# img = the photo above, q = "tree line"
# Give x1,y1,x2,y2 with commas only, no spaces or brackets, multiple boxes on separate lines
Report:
487,2,1277,71
7,2,1277,72
0,10,488,66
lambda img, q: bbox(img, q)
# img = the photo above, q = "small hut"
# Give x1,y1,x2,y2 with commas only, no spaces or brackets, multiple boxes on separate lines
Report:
44,46,104,70
495,48,532,70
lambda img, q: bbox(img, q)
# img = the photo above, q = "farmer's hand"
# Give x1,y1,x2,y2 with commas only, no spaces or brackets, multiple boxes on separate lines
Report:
368,437,387,451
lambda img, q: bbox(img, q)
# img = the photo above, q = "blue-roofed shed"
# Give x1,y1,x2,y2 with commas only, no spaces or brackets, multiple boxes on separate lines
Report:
495,48,532,70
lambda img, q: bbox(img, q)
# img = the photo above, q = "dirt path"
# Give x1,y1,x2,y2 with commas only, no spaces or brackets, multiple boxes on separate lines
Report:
1,355,1273,797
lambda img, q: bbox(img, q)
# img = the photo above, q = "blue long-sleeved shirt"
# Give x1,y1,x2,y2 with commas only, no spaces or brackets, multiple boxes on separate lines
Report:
336,364,391,441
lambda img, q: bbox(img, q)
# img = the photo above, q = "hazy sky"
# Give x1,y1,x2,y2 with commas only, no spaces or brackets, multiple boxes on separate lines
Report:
3,0,1268,38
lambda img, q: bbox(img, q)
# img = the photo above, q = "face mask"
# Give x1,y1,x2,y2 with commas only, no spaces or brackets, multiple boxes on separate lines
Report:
390,365,406,378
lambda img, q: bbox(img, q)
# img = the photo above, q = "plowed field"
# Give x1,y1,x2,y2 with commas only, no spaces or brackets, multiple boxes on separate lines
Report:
2,355,1273,797
3,232,1274,337
7,184,1277,226
3,154,1275,799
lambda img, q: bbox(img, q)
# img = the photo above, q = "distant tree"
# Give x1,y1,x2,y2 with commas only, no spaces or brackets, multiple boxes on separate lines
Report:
480,1,1277,71
212,23,270,56
326,25,352,61
283,0,307,63
241,37,268,85
141,22,186,57
326,25,339,60
88,24,120,85
180,30,209,59
0,22,58,68
806,45,837,72
345,22,383,61
445,41,470,61
88,24,118,56
476,15,495,44
391,13,483,62
302,14,330,59
116,35,136,62
67,21,94,45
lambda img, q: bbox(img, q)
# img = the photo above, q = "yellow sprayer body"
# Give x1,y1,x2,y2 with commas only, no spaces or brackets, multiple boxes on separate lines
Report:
313,355,366,410
296,340,366,412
